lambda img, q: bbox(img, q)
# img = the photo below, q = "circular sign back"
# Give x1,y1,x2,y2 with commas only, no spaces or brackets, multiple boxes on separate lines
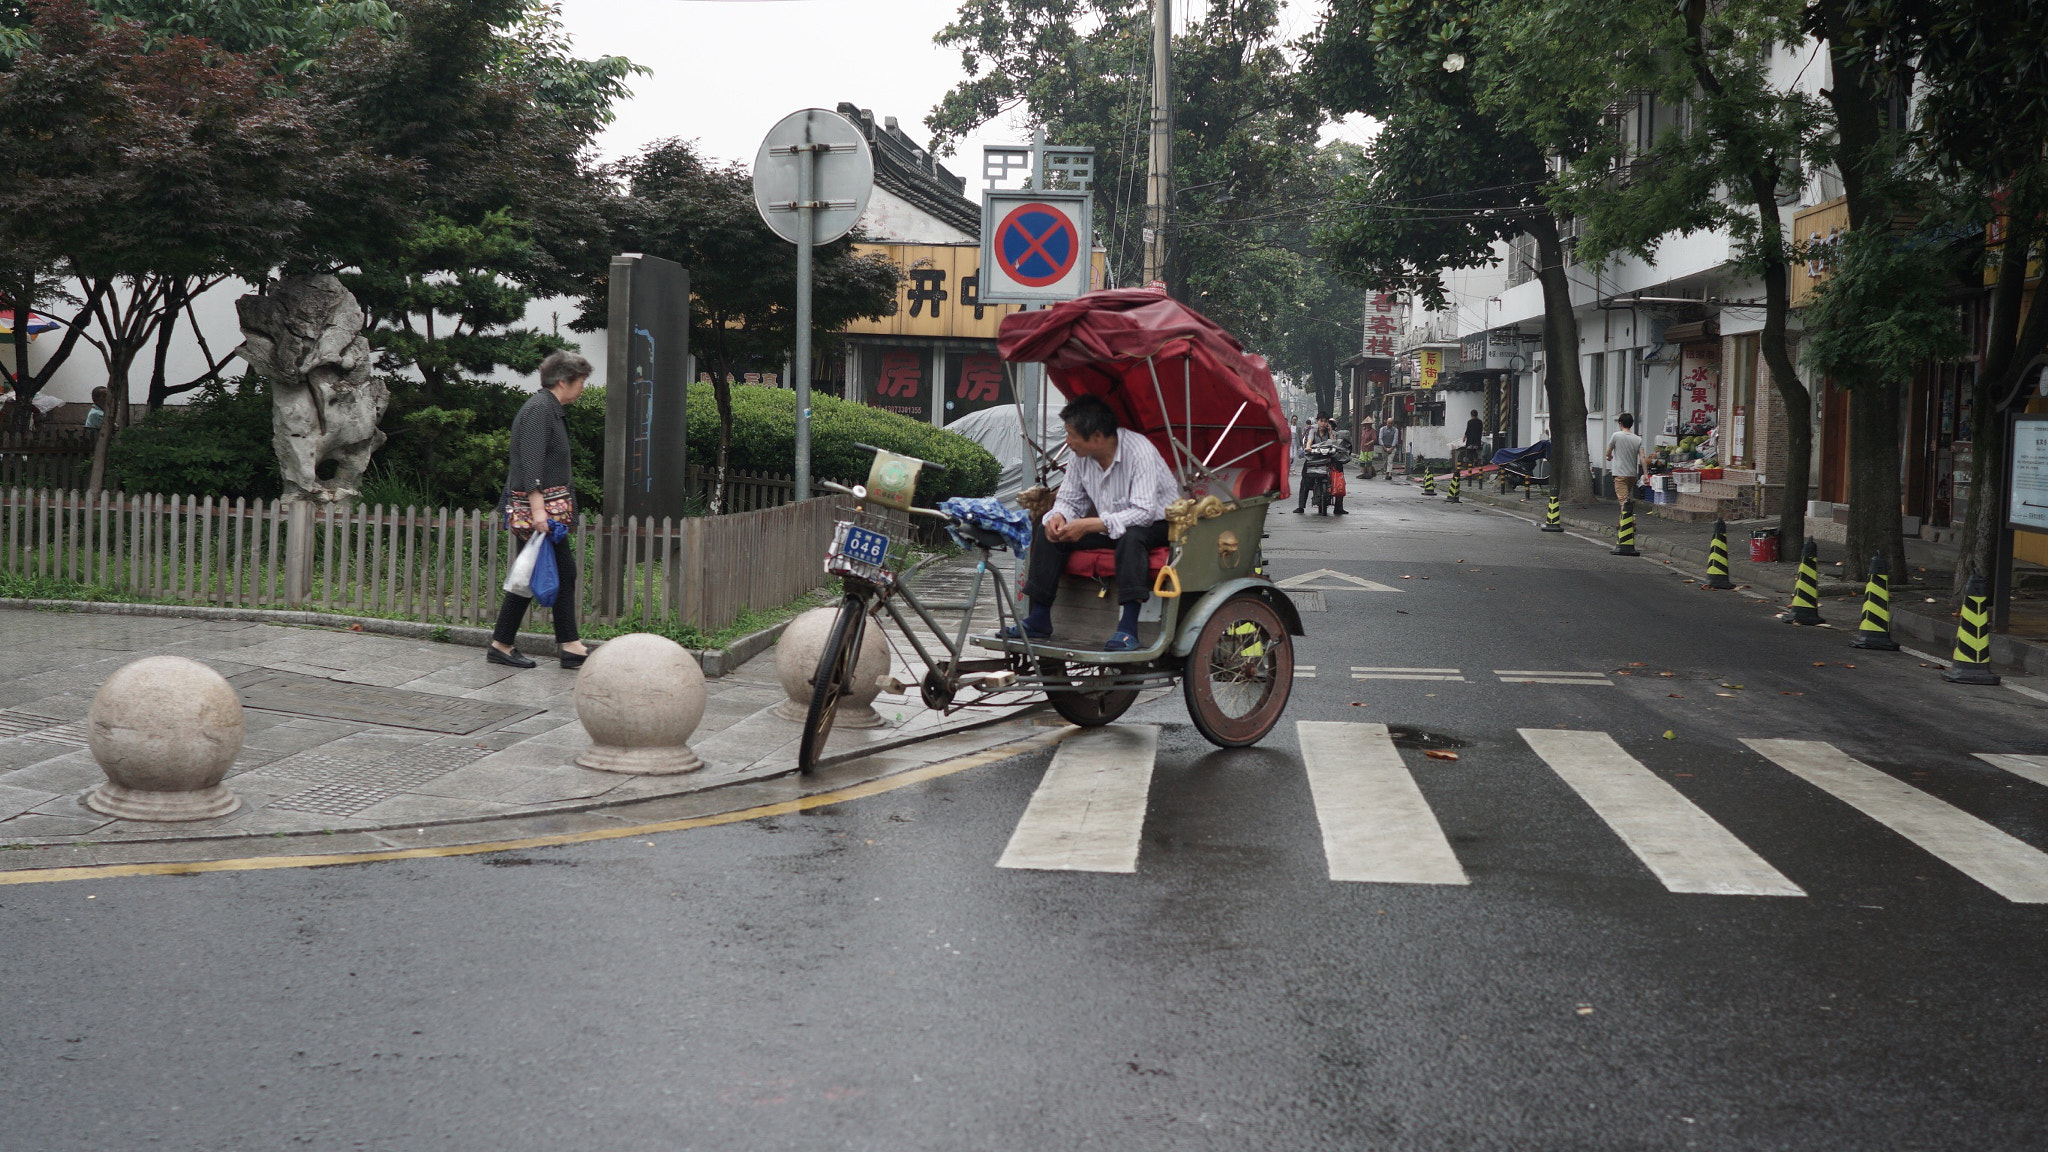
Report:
995,202,1081,288
752,108,875,246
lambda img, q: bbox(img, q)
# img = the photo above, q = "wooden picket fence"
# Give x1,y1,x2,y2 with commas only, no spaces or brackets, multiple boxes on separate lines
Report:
0,487,849,638
685,465,799,513
0,430,95,490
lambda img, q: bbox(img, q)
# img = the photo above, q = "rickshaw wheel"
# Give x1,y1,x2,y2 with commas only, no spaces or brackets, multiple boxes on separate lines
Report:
798,595,866,773
1183,593,1293,747
1040,658,1139,727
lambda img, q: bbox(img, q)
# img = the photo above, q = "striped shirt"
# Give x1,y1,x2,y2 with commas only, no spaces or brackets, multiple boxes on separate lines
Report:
1051,427,1180,539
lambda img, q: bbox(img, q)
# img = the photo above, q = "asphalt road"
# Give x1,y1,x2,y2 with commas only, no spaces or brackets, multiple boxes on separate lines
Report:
5,479,2048,1151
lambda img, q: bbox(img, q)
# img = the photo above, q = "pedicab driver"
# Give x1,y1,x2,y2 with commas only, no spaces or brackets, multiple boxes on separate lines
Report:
1009,395,1181,652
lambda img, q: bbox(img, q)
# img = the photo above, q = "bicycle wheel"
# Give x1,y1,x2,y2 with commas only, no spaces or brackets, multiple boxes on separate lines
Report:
799,594,867,773
1183,593,1293,748
1041,657,1139,727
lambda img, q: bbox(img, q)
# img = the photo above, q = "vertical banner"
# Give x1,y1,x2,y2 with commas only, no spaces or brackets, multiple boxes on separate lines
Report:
603,253,690,522
943,351,1012,424
1417,349,1443,390
862,346,932,421
1680,343,1720,432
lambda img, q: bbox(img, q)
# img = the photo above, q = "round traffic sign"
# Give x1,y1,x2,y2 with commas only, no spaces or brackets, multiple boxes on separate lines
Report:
995,202,1081,288
752,108,875,246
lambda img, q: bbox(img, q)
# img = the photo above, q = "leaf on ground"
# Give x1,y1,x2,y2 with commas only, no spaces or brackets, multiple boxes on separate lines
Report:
1629,662,1648,666
1661,730,1676,740
1720,683,1744,689
1424,749,1458,761
1658,671,1675,677
1812,662,1827,667
1781,690,1802,695
1667,693,1683,698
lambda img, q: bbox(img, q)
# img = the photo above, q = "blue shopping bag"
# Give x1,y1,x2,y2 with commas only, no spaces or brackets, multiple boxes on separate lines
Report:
531,521,568,607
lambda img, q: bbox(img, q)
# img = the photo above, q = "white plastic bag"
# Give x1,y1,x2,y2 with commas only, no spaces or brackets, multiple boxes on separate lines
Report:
503,531,546,598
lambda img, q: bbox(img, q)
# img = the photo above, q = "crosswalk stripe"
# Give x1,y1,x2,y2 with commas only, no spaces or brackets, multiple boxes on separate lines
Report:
998,725,1159,873
1976,753,2048,789
1498,677,1614,686
1494,670,1609,677
1748,739,2048,904
1352,673,1466,681
1351,666,1460,673
1297,721,1468,885
1522,729,1804,897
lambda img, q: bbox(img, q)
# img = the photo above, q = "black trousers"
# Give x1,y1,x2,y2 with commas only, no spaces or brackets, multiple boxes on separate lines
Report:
1024,519,1171,608
493,534,579,646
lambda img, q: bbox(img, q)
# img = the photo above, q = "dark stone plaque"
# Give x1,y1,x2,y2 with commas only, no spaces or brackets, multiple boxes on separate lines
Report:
227,671,543,734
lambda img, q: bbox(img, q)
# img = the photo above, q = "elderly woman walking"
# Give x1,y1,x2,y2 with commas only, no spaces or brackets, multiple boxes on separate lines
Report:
488,351,594,670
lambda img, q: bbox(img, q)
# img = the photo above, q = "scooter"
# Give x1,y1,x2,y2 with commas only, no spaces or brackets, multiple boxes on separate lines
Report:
1300,443,1351,514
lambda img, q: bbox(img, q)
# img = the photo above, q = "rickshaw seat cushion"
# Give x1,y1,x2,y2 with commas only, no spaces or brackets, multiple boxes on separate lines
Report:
1063,547,1170,580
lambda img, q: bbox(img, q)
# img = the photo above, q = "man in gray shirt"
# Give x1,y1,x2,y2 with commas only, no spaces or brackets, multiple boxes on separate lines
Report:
1604,412,1645,507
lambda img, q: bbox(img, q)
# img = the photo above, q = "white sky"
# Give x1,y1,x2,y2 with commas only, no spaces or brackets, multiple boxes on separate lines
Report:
556,0,1372,186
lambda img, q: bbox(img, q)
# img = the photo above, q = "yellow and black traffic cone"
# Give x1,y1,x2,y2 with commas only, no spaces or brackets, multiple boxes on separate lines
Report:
1851,551,1900,651
1942,575,2001,685
1611,499,1640,556
1704,518,1735,589
1421,470,1437,497
1782,536,1825,625
1541,485,1564,532
1445,470,1461,503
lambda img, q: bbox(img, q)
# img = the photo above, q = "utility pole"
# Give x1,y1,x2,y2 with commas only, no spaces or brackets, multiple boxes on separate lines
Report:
1142,0,1171,286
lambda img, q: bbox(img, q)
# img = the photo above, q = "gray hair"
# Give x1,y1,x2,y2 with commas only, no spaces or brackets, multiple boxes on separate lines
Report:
539,350,594,391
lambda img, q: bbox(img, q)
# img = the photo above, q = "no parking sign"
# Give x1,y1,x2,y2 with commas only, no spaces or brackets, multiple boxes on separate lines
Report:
978,189,1093,304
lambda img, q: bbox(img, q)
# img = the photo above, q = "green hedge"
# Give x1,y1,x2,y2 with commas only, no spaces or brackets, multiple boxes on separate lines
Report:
681,383,998,504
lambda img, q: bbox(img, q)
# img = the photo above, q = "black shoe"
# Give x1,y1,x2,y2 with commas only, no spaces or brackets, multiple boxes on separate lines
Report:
487,646,536,669
1334,505,1349,515
559,649,588,670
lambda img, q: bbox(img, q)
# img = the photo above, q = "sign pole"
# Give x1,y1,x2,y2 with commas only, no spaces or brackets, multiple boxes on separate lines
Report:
794,144,815,502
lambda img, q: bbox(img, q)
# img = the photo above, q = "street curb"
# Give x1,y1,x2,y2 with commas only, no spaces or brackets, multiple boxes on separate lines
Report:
0,596,787,679
1457,485,2048,677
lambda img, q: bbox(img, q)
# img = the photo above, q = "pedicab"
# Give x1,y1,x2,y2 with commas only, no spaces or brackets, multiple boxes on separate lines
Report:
797,288,1303,773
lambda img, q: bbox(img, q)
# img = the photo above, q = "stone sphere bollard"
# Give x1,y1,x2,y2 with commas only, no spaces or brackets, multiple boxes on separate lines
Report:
85,656,244,822
773,606,890,728
574,633,706,774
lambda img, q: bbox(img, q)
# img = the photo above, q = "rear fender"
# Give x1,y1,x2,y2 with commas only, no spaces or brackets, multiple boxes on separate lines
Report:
1171,579,1305,657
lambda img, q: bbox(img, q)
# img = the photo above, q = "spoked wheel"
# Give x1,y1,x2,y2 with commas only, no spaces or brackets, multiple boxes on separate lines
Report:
1041,657,1139,728
1183,593,1293,747
799,594,867,773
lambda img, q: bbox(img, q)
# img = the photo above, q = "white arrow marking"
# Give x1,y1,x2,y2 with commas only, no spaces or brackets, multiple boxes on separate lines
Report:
1274,568,1402,592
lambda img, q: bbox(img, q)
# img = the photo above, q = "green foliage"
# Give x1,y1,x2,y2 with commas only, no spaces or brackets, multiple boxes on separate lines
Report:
684,384,999,505
91,0,398,73
1803,229,1968,388
105,377,282,498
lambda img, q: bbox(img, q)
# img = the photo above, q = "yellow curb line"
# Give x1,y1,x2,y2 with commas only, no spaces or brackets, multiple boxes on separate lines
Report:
0,728,1074,887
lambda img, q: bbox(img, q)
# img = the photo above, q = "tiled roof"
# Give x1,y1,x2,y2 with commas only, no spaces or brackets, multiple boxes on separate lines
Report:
837,103,982,238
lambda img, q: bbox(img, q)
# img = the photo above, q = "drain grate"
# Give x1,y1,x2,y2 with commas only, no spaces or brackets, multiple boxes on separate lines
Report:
254,743,492,818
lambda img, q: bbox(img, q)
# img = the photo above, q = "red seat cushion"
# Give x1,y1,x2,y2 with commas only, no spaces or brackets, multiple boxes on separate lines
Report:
1063,547,1170,580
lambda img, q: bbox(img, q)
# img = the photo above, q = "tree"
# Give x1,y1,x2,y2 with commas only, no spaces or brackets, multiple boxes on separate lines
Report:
1306,0,1600,501
1475,0,1826,548
577,138,901,513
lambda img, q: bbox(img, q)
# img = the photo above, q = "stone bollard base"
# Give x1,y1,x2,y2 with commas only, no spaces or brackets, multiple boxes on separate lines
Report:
85,781,241,822
575,743,704,775
771,699,885,728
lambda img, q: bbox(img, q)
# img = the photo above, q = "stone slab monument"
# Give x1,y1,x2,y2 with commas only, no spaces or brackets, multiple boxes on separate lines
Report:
235,274,390,503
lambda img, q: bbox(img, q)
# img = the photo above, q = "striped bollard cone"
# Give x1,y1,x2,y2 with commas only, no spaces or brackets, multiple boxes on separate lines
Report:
1611,500,1640,556
1421,471,1437,497
1851,551,1900,651
1941,575,2001,685
1445,470,1461,503
1704,518,1735,589
1541,486,1564,532
1782,537,1825,625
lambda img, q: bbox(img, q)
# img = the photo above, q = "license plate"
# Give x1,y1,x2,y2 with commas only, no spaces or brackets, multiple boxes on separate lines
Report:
838,525,891,568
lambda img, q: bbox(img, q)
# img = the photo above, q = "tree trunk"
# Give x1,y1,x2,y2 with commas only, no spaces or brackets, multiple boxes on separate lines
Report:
145,281,188,413
1844,376,1907,582
711,366,734,516
1310,340,1336,420
7,279,30,434
1746,180,1811,555
1528,214,1592,502
86,348,135,495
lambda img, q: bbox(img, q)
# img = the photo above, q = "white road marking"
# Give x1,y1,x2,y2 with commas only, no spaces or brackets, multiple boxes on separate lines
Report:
1498,678,1617,686
2004,681,2048,704
1297,721,1468,885
997,725,1159,873
1297,665,1317,680
1747,738,2048,904
1899,645,1949,667
1351,674,1467,682
1975,753,2048,789
1521,729,1804,897
1352,667,1460,673
1276,569,1403,593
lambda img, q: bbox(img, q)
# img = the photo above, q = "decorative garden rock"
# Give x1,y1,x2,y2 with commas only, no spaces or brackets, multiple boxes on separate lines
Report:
85,656,244,822
773,607,890,728
574,634,705,774
235,274,390,504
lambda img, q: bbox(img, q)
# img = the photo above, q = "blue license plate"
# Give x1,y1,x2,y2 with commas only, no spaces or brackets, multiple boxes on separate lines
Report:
841,526,890,568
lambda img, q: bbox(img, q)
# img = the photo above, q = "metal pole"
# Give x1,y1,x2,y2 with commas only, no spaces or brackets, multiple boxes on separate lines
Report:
795,143,815,501
1143,0,1171,285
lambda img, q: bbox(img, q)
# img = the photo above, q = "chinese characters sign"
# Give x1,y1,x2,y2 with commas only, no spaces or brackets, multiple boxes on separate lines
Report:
1417,349,1443,390
943,352,1012,423
1680,343,1720,430
862,346,931,420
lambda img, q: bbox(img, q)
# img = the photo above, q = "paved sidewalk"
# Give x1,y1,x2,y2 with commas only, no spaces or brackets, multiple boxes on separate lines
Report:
0,554,1048,870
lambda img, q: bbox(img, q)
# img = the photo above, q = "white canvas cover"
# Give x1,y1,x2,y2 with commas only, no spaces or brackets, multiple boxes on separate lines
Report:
945,405,1069,503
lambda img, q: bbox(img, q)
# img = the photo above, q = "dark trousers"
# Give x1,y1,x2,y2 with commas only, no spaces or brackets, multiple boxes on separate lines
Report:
493,534,579,647
1024,519,1171,608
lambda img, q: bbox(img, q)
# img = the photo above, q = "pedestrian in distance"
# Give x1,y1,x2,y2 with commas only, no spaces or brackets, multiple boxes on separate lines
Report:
1605,412,1644,508
489,350,595,671
1005,395,1180,651
1461,409,1484,466
84,387,108,431
1377,419,1399,480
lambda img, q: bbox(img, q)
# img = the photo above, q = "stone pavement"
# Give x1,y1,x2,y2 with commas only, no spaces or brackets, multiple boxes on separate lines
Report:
0,559,1049,871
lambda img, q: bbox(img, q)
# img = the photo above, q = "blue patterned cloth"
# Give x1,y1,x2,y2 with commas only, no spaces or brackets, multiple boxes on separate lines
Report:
938,497,1033,556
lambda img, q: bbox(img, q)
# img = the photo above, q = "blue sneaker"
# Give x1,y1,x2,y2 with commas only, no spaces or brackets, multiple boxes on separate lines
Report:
1103,631,1141,652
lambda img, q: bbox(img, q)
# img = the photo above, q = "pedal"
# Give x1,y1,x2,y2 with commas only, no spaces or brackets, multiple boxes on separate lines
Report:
963,670,1018,690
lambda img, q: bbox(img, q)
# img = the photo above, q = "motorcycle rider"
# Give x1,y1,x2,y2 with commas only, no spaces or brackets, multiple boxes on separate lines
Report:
1292,417,1337,513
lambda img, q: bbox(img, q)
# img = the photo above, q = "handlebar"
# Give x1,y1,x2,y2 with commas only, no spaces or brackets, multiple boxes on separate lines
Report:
818,480,858,497
817,477,954,522
853,442,948,475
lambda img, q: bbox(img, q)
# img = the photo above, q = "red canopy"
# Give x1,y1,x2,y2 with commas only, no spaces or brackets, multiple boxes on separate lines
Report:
997,288,1291,500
